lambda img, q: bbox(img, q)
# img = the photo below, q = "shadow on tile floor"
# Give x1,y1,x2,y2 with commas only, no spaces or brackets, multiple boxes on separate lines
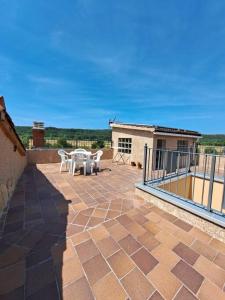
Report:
0,165,68,299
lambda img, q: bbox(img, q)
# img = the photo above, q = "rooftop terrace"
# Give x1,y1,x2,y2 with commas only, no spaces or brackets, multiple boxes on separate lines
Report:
0,161,225,300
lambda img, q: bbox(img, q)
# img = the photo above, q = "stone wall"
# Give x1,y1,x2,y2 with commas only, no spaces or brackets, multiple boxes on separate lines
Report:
27,148,113,164
0,127,27,214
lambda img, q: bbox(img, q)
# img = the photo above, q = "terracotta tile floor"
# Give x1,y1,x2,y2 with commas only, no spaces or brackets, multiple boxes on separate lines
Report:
0,160,225,299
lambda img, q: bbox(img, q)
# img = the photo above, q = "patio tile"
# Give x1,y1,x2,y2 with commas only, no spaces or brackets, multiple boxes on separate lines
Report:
171,260,204,294
194,255,225,289
197,279,225,300
155,231,179,249
145,212,162,223
97,203,110,210
0,244,28,269
62,277,94,300
0,286,25,300
119,234,142,255
214,252,225,270
93,272,127,300
82,254,110,285
189,227,212,243
149,290,164,300
144,221,161,235
158,219,178,235
106,210,121,219
2,161,225,299
96,236,120,258
125,221,147,238
92,208,107,219
17,230,43,249
80,208,95,216
56,256,83,287
72,202,88,212
0,260,25,295
75,239,100,263
173,242,199,265
107,249,135,278
173,228,194,246
174,219,193,232
26,282,59,300
66,224,84,237
151,244,180,269
162,211,177,223
117,214,133,226
4,221,23,234
109,202,122,211
131,213,148,225
70,231,90,245
131,247,158,275
121,267,155,300
87,216,104,227
107,223,129,241
191,239,217,261
73,213,90,226
51,239,75,265
88,225,109,241
209,238,225,253
142,236,161,252
103,219,118,228
148,264,181,300
26,260,55,297
137,231,153,244
173,286,197,300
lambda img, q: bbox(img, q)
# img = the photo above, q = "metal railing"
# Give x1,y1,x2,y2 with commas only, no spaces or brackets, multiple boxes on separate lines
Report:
142,145,225,216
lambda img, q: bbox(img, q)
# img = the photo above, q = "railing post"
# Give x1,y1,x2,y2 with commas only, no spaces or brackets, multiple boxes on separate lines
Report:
162,150,168,179
207,155,216,211
142,143,148,185
221,164,225,213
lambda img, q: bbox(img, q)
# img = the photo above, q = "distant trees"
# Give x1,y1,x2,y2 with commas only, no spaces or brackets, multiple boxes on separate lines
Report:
16,126,112,141
91,140,105,149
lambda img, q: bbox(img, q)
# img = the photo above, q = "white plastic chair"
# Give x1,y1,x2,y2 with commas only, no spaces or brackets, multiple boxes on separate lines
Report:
58,149,72,173
90,150,103,174
74,148,87,153
71,152,89,175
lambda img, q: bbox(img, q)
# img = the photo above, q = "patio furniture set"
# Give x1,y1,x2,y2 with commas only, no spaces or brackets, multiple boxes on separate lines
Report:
58,148,103,175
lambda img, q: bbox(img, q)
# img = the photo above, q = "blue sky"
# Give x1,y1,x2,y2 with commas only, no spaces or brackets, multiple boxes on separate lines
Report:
1,0,225,133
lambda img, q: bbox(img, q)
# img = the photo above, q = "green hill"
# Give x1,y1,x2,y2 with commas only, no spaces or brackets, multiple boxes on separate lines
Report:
199,134,225,146
15,126,225,147
16,126,112,140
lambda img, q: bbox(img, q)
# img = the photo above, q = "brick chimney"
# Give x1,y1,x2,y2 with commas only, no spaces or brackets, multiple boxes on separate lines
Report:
32,122,45,148
0,96,6,111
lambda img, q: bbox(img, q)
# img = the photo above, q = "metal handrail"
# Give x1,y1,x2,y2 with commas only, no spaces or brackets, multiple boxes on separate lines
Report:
143,146,225,216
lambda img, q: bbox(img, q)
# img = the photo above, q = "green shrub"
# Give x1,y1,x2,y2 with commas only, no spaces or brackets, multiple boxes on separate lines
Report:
204,147,218,154
91,140,105,149
20,135,30,148
57,138,70,148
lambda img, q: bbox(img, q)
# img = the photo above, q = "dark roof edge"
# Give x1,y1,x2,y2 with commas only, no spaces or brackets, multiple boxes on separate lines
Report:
110,122,201,137
0,96,26,152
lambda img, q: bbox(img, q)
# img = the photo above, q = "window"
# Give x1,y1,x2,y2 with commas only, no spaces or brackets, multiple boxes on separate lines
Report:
157,139,166,149
118,138,132,153
177,140,188,152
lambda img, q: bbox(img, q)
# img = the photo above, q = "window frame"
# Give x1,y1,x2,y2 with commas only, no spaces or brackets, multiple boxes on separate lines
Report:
118,137,132,154
177,140,189,152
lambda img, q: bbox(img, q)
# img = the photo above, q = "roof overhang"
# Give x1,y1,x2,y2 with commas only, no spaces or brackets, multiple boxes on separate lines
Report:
153,131,202,139
110,123,154,132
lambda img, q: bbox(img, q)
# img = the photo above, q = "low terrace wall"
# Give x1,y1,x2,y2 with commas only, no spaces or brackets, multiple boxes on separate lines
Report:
27,148,113,164
0,102,27,214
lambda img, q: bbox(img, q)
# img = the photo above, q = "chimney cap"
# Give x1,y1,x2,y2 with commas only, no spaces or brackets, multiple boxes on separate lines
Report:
33,121,45,129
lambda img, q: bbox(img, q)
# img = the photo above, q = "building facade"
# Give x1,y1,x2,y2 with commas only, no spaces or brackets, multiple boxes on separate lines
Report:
110,122,201,166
